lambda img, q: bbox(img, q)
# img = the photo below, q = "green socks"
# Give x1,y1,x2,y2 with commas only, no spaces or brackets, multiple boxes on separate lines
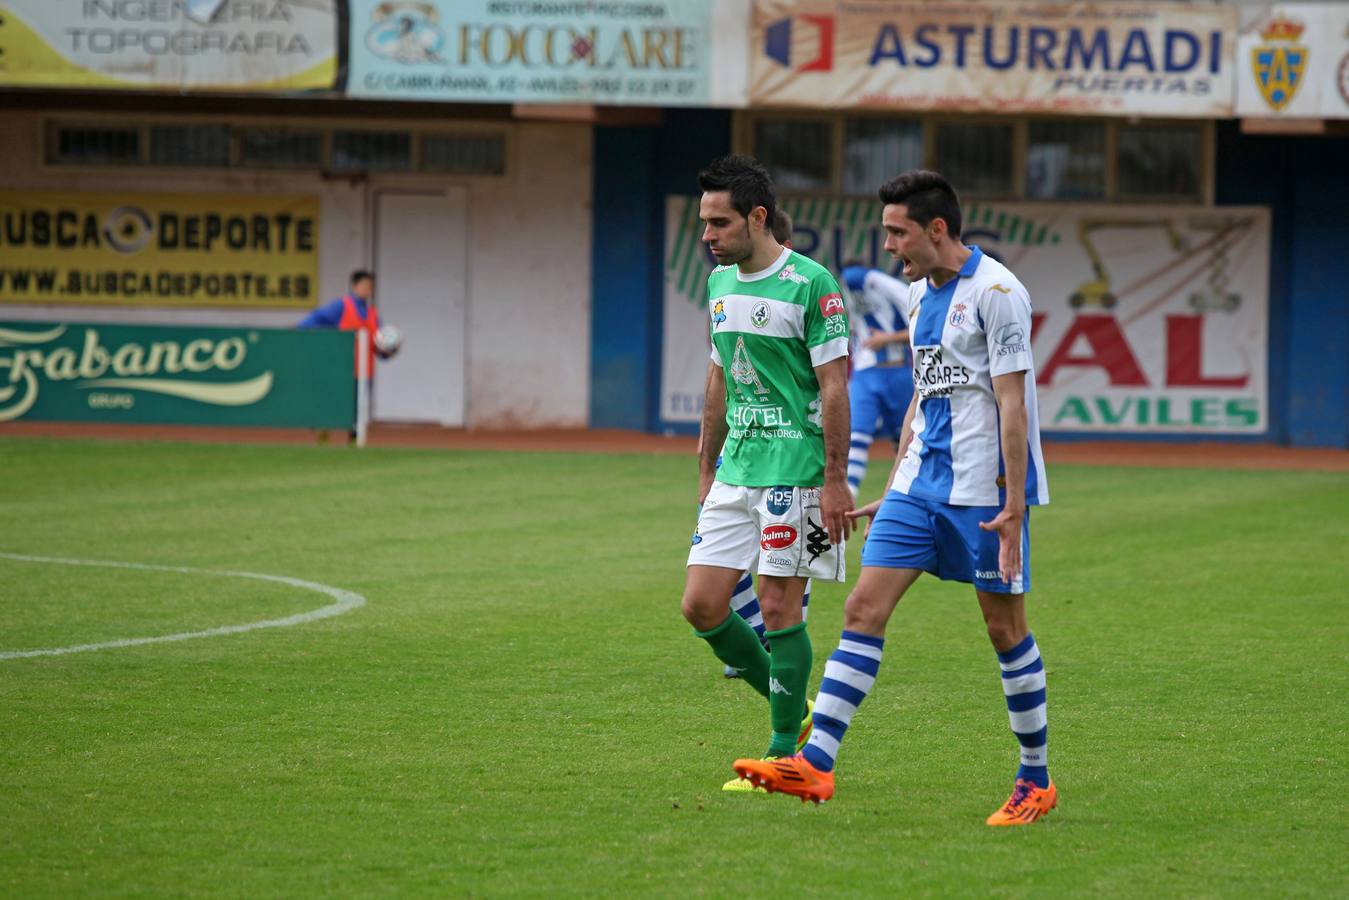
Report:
695,612,771,699
765,621,812,757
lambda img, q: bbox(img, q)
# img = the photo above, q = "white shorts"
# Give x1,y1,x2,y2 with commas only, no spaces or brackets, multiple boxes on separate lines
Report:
688,482,846,582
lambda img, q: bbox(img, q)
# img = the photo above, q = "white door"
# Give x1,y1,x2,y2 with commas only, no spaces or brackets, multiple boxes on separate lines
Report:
372,189,468,425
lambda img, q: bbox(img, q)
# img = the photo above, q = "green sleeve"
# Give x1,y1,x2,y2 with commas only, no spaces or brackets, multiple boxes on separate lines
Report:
805,272,849,350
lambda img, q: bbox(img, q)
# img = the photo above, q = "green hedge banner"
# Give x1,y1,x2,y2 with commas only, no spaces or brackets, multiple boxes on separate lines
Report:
0,321,354,428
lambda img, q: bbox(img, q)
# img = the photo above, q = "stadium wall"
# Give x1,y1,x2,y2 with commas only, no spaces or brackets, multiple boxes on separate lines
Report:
590,114,1347,449
0,111,593,429
590,109,732,432
1214,122,1349,449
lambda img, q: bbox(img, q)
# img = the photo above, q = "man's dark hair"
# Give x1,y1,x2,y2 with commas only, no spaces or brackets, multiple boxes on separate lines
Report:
771,209,793,244
350,269,374,285
697,154,777,230
878,170,962,238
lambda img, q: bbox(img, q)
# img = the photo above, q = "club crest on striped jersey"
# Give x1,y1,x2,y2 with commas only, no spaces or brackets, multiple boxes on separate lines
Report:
760,524,798,550
750,301,771,328
729,336,770,400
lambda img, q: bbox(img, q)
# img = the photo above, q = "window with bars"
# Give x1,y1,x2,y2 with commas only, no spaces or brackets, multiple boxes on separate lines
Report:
421,134,505,175
754,119,833,191
934,122,1015,196
331,131,413,172
1027,121,1106,200
1119,125,1203,201
239,130,324,169
150,125,232,167
842,118,922,196
46,122,508,177
49,126,141,165
746,114,1208,202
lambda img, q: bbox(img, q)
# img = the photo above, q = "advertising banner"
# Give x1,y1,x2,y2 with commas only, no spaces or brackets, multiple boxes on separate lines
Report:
0,321,354,427
749,0,1236,117
0,0,338,91
662,197,1269,435
347,0,747,106
1235,4,1349,118
0,192,319,309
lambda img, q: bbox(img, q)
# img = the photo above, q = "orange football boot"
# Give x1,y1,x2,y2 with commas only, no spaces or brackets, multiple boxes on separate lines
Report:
732,754,835,804
986,778,1057,826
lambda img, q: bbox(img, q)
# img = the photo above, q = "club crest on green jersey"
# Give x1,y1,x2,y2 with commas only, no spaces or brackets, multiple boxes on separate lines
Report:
730,336,770,401
750,301,771,328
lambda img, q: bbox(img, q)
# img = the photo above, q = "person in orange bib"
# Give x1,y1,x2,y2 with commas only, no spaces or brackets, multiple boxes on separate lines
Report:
298,269,395,375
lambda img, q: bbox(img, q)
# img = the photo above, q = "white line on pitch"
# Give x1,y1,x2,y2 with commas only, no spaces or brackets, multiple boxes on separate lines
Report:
0,552,366,660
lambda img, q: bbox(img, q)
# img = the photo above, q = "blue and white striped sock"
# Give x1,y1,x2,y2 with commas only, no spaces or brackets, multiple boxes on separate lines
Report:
801,630,884,773
847,431,872,498
729,572,766,643
997,633,1049,788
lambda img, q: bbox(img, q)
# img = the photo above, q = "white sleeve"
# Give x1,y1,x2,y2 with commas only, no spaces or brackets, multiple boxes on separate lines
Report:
865,271,910,326
810,336,849,368
980,281,1035,377
710,344,723,367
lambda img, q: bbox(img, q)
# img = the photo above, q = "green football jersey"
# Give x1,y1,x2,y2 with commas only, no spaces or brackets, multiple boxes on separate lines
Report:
708,248,849,487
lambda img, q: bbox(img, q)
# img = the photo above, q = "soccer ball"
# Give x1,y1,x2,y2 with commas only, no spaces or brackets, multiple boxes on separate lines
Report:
375,325,403,358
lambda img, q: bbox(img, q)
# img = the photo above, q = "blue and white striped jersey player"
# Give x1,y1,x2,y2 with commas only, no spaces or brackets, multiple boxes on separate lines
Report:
735,169,1057,826
839,262,913,499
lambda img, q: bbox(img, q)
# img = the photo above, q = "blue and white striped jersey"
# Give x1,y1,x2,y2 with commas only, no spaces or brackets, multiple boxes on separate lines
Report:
891,247,1050,508
844,268,910,371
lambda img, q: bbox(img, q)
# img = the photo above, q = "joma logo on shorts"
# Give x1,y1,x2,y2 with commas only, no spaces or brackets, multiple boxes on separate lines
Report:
760,525,798,550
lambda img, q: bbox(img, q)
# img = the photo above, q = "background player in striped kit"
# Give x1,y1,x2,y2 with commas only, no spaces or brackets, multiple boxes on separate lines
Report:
735,170,1056,826
710,210,812,679
839,261,913,499
685,155,852,792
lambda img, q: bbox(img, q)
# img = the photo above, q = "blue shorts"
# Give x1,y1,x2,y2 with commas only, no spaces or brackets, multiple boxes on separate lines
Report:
850,365,913,441
860,491,1031,594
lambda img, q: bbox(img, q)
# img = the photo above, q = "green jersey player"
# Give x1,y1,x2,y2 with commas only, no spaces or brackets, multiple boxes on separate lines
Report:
683,155,853,790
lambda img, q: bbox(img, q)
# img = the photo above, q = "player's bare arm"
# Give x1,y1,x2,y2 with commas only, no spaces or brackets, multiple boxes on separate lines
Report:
698,364,729,506
862,329,909,351
815,356,853,542
980,370,1029,583
695,360,717,457
894,384,919,466
847,388,918,535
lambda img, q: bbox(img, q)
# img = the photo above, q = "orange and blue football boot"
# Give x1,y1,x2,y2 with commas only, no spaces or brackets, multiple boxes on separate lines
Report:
986,778,1057,826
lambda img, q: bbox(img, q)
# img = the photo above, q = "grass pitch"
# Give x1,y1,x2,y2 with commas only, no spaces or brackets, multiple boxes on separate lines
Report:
1,437,1346,897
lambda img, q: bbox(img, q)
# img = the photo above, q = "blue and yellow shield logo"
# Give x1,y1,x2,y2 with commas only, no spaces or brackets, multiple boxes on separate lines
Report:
1252,18,1308,112
1253,45,1307,111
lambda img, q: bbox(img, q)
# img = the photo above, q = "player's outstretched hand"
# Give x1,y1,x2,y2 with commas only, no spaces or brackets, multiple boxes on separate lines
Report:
820,481,854,544
844,498,883,540
978,507,1023,584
